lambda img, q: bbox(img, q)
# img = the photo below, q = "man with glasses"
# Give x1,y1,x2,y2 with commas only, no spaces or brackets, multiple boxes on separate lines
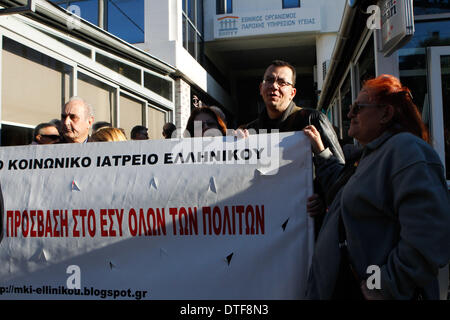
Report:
32,122,61,145
245,59,344,163
244,60,345,233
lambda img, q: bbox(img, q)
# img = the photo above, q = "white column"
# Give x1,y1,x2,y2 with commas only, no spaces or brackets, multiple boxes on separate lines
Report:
316,33,338,92
374,30,399,78
175,78,191,134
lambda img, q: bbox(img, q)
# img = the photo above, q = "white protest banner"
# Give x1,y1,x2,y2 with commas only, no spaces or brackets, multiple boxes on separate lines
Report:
0,132,313,300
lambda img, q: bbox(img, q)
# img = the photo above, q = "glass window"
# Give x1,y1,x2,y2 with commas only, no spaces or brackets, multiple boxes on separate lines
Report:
50,0,99,26
147,106,166,140
216,0,232,14
187,0,195,21
404,20,450,49
1,124,33,146
106,0,145,44
95,52,141,84
77,73,116,127
1,37,71,127
182,0,204,62
119,94,144,139
399,48,430,129
340,73,352,144
188,24,196,58
40,29,91,57
414,0,450,15
144,72,173,102
51,1,145,44
182,16,188,51
356,38,375,92
282,0,300,9
197,0,204,34
440,55,450,180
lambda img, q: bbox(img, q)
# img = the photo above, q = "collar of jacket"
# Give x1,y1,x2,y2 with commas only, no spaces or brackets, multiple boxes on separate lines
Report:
361,130,397,158
258,100,299,128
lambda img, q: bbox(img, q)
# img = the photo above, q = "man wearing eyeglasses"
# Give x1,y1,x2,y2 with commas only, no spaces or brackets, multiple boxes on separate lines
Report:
244,60,345,234
245,59,344,165
32,122,61,145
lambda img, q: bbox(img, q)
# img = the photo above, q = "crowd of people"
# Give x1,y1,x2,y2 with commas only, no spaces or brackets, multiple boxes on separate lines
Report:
31,96,179,144
32,96,242,144
25,60,450,300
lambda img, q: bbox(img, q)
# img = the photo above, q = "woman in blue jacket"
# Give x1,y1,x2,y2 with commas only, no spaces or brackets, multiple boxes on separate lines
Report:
303,74,450,300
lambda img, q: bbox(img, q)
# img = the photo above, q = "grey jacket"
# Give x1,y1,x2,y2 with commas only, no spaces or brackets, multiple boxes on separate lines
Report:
306,131,450,299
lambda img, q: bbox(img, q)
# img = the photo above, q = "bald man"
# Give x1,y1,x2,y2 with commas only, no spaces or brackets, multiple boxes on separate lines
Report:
60,97,94,143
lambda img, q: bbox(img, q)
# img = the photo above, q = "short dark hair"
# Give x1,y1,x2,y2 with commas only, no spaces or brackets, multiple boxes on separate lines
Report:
131,125,148,139
33,123,58,142
162,122,177,138
267,60,296,86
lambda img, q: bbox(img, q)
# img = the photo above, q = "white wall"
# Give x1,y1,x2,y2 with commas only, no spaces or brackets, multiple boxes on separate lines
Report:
141,0,346,113
301,0,345,32
204,0,346,40
316,33,338,91
141,0,233,111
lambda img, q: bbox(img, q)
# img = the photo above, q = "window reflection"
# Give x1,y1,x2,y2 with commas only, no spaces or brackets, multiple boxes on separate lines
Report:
216,0,232,14
440,55,450,179
50,0,144,44
414,0,450,15
107,0,144,44
95,52,141,84
182,0,204,62
399,49,430,130
50,0,99,26
144,73,173,102
357,38,375,92
404,20,450,49
283,0,300,9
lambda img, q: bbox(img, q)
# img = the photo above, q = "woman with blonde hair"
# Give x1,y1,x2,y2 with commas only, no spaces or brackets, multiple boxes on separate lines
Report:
91,127,127,142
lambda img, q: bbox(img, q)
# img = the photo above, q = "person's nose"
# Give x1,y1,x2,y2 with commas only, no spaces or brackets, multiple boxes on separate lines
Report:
347,107,355,119
62,115,71,127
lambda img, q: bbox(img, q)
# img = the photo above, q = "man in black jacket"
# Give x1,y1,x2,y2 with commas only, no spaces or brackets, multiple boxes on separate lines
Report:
244,60,344,164
243,60,345,236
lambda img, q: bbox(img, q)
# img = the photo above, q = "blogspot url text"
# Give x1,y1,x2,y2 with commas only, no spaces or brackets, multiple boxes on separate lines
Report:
0,285,148,300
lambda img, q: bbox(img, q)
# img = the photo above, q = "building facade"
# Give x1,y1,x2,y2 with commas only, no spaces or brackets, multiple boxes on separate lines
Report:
24,0,346,132
0,0,174,144
318,0,450,188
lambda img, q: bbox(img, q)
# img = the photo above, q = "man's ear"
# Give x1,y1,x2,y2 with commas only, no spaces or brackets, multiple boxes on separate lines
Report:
290,87,297,100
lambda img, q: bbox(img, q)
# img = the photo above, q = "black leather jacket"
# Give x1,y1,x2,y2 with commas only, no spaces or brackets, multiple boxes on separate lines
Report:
244,101,345,164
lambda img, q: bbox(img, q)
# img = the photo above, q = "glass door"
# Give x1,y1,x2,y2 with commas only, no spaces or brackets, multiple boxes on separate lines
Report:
428,46,450,301
428,46,450,185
